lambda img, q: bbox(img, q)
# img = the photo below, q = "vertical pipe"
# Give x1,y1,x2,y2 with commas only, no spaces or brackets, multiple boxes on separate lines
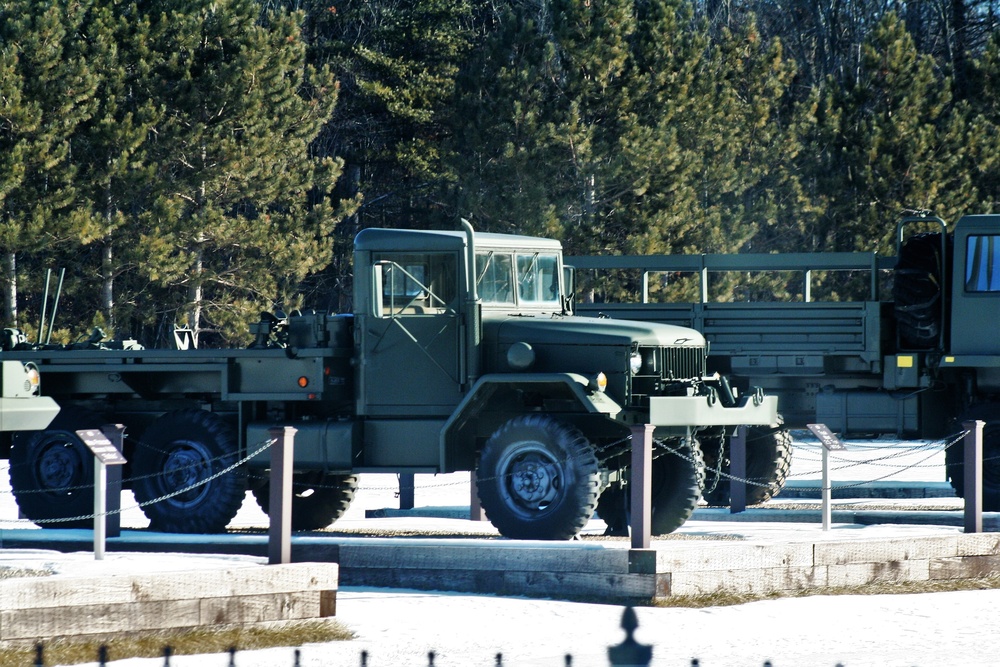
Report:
37,269,51,345
45,268,65,345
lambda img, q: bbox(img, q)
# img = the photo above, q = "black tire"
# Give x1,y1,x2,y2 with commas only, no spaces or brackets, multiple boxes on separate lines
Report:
595,437,706,536
252,472,358,531
9,407,103,528
132,410,247,533
894,232,951,349
702,422,793,507
946,406,1000,511
476,415,600,540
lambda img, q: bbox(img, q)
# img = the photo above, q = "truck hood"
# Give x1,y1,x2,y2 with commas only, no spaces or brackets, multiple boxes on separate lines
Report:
490,314,705,348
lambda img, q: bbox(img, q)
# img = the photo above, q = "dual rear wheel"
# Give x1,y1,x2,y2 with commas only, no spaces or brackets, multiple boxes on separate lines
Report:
10,409,354,533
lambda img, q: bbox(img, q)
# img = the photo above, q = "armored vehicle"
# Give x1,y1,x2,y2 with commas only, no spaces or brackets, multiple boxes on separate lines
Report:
572,214,1000,507
3,223,779,539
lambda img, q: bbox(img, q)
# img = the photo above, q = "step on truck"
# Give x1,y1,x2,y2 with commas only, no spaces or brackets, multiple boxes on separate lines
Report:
572,214,1000,507
3,222,779,539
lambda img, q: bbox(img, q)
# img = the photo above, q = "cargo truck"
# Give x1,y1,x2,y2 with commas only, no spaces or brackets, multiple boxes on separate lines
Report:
572,214,1000,507
2,223,780,539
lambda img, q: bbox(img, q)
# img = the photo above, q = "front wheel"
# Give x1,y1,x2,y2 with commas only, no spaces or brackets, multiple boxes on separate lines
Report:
132,410,247,533
476,415,600,540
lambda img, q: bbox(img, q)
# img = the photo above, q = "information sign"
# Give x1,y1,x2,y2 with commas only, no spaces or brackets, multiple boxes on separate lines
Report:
807,423,846,451
76,429,127,465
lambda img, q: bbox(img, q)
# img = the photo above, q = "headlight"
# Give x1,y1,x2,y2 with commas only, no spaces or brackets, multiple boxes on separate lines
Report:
629,351,643,375
25,364,40,395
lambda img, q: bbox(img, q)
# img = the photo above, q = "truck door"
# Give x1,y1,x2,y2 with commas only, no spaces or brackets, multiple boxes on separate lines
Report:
362,251,464,414
952,224,1000,354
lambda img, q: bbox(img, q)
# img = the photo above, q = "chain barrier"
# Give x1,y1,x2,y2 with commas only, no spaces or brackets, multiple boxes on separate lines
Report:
24,438,275,525
0,425,987,524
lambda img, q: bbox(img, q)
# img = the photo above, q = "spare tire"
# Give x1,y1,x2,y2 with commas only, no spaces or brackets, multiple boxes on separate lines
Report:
894,232,951,349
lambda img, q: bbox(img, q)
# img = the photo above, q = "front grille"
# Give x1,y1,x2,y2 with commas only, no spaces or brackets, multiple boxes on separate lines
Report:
663,345,706,380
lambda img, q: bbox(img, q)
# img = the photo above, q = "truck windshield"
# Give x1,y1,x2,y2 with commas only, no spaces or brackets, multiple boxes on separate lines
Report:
966,235,1000,292
516,253,560,305
476,251,561,306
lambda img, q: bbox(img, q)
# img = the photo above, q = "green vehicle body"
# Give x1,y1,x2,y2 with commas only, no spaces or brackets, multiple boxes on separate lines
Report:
572,214,1000,506
3,224,778,539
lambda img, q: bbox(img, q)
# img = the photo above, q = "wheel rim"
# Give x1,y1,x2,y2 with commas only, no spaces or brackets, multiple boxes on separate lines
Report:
37,437,82,492
497,443,563,514
159,440,214,508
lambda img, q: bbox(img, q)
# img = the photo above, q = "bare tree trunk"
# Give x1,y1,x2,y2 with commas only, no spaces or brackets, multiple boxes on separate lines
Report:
187,240,204,347
101,241,114,330
4,251,17,327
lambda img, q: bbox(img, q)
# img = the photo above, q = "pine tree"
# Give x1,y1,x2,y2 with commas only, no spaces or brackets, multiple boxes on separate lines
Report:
64,3,161,337
304,0,476,229
0,0,98,330
796,13,982,256
136,0,349,346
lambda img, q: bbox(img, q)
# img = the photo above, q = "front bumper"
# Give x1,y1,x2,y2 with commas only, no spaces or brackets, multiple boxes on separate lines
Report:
648,394,779,432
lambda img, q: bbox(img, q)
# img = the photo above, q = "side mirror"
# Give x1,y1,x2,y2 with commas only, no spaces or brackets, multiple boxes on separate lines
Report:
373,262,386,318
562,265,576,314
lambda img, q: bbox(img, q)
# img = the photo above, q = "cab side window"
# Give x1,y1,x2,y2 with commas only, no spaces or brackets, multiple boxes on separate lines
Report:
965,235,1000,292
375,252,458,315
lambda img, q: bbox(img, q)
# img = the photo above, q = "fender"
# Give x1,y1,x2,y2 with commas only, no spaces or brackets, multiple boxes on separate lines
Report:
439,373,622,471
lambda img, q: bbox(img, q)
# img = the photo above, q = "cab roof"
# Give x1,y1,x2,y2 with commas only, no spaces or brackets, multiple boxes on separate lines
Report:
354,228,563,253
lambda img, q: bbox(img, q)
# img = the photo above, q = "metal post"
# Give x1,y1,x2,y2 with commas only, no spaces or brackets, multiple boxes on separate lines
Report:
822,446,832,531
964,420,985,534
399,474,415,510
469,471,484,521
94,459,107,560
102,424,125,538
630,424,653,549
729,426,746,514
268,426,296,565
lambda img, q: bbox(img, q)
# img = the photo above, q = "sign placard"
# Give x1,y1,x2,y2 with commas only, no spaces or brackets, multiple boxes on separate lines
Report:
807,423,846,451
76,429,127,465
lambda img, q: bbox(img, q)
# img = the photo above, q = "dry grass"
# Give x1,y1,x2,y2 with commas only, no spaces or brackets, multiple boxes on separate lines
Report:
0,620,353,667
649,575,1000,608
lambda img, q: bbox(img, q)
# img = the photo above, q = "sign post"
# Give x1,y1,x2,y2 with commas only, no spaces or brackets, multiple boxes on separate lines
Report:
807,423,845,531
76,429,127,560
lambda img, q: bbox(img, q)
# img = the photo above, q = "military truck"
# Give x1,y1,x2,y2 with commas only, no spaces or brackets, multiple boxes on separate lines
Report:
2,223,781,539
572,214,1000,507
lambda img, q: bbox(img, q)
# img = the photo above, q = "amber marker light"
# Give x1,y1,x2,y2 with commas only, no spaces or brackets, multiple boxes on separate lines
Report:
298,376,309,388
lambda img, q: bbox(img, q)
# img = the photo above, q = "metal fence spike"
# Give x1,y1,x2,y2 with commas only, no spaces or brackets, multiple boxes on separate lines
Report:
98,645,108,667
34,643,43,667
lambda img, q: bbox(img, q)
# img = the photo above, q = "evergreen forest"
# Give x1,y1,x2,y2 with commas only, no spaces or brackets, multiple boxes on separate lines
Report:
3,0,1000,346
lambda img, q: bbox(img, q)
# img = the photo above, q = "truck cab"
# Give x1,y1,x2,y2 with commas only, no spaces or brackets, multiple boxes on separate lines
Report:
949,215,1000,356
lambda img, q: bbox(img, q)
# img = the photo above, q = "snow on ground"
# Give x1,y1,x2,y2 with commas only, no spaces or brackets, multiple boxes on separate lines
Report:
5,436,1000,666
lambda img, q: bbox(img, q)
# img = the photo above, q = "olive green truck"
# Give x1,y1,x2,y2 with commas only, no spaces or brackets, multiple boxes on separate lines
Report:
1,223,781,539
572,214,1000,507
